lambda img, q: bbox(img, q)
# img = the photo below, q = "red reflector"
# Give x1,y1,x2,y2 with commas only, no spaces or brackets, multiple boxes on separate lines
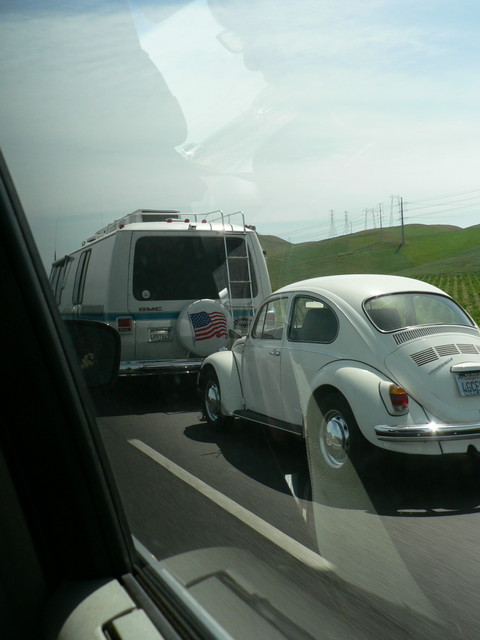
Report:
166,219,172,223
201,219,207,223
184,219,190,223
117,316,133,332
119,224,125,229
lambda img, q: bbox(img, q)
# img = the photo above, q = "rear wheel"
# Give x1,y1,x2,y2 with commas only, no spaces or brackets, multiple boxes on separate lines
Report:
201,369,232,430
320,405,353,470
310,393,370,478
307,392,381,515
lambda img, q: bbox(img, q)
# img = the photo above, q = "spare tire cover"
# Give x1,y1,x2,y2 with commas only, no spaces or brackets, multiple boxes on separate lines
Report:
177,299,233,357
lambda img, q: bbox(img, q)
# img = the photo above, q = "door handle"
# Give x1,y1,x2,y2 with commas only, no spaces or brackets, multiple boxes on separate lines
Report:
269,349,281,356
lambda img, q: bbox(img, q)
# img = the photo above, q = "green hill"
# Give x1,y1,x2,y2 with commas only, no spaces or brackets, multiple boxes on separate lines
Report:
260,224,480,290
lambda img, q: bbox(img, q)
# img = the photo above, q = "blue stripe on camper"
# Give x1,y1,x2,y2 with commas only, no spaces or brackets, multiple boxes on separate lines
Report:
65,309,254,323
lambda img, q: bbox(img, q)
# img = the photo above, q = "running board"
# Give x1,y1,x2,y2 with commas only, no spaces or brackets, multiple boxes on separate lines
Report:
234,410,303,436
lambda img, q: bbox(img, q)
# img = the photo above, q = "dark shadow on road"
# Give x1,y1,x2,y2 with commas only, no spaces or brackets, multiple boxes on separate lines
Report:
361,453,480,517
310,449,480,517
92,374,200,416
184,418,308,496
187,418,480,518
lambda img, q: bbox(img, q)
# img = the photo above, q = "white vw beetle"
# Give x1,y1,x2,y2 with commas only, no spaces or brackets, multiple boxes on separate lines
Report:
199,274,480,471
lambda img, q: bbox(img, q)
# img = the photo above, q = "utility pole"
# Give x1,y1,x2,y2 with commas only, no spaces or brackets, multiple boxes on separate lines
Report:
389,195,398,226
378,203,383,241
400,196,405,245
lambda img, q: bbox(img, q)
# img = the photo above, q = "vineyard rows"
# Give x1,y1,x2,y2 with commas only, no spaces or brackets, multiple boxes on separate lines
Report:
415,273,480,325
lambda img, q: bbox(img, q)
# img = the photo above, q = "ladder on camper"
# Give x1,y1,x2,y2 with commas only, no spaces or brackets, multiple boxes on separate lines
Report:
204,210,255,334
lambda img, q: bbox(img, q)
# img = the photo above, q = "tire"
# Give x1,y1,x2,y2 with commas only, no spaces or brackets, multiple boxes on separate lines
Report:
309,393,369,479
201,369,232,430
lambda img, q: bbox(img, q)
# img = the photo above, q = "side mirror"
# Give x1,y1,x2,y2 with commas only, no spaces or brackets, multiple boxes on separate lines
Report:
65,320,120,389
229,328,243,341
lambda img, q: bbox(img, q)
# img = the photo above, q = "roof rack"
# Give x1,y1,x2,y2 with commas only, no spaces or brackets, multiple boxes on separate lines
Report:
84,209,255,244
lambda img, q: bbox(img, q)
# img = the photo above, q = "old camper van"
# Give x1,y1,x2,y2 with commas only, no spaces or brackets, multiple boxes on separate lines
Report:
50,209,271,376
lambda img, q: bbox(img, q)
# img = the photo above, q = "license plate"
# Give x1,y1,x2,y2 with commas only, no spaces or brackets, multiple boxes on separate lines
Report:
455,372,480,397
148,328,172,343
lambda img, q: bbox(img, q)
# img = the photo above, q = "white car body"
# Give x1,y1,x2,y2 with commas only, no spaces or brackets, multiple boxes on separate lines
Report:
200,274,480,458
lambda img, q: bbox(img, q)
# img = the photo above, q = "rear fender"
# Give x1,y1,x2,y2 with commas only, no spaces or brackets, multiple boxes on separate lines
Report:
199,351,243,416
308,361,427,446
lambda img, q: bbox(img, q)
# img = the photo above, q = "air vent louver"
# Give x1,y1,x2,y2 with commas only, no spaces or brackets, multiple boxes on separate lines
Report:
457,343,480,354
436,344,459,357
410,347,438,366
394,325,480,345
411,343,480,366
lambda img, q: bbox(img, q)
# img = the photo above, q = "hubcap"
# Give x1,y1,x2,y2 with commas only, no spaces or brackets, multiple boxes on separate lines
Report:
320,411,350,469
205,380,221,422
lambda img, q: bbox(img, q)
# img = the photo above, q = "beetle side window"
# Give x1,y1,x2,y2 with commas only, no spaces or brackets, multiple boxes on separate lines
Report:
252,297,288,339
289,296,338,342
72,250,91,306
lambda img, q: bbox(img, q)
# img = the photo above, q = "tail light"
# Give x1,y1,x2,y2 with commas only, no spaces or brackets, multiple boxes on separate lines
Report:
117,316,133,333
389,384,409,414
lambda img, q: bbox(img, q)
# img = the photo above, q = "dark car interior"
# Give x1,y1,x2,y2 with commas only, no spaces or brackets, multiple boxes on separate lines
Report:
0,151,178,639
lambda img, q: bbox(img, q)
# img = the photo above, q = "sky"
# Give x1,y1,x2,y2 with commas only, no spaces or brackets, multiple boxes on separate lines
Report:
1,0,480,266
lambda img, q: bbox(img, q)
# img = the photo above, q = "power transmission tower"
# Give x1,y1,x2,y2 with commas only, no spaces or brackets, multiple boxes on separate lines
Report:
328,210,337,238
390,195,402,225
343,211,349,235
390,195,405,244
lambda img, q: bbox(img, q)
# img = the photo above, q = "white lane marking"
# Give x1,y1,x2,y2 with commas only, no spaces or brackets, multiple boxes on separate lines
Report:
128,438,334,572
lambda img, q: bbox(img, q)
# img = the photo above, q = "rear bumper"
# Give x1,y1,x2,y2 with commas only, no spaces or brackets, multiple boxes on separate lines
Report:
375,423,480,442
120,359,203,376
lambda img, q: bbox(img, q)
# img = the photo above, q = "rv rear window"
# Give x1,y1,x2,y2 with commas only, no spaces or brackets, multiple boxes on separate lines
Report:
72,250,91,305
133,235,257,301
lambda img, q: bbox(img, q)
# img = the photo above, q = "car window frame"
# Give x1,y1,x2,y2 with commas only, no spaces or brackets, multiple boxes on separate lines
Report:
288,294,339,343
251,295,289,340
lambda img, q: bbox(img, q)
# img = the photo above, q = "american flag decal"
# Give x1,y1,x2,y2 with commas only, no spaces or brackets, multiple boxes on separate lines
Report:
190,311,228,342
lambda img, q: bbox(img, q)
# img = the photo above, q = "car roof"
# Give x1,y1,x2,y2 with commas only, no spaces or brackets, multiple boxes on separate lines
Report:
275,274,444,306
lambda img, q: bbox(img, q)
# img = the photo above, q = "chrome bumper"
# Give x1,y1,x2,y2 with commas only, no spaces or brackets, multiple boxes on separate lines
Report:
375,423,480,442
120,359,203,376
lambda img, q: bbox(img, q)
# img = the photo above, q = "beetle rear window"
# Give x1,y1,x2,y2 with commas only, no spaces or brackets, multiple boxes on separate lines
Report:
364,293,474,331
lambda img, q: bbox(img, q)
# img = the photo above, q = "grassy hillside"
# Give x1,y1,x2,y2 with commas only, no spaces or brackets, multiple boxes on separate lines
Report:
258,223,480,323
260,224,480,289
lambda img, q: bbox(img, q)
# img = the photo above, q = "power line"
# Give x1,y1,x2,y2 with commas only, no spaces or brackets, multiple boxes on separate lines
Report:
408,188,480,205
263,185,479,243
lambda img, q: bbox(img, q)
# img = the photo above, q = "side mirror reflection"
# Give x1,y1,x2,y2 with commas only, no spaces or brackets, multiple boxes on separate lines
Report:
65,320,120,389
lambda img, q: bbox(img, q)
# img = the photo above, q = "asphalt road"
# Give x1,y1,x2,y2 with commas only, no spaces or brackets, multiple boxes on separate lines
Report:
96,376,480,640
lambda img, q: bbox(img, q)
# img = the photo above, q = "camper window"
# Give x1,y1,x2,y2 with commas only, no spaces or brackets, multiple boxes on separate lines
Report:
132,235,257,301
